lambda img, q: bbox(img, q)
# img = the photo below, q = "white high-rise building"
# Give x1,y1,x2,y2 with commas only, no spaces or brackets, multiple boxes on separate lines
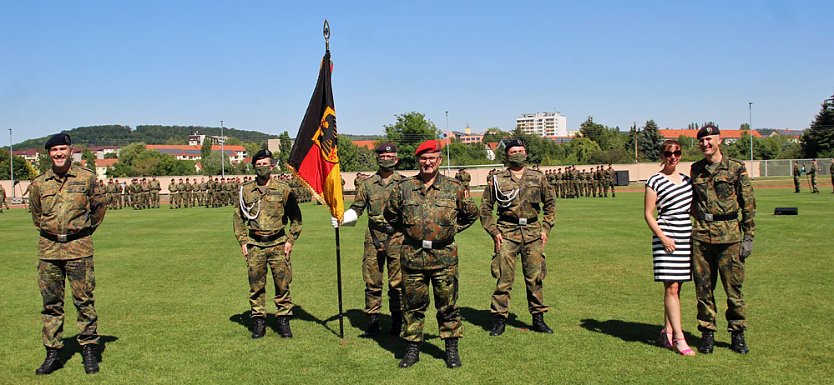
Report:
516,112,568,137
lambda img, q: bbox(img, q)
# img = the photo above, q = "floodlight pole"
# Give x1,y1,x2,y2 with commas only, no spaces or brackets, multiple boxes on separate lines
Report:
8,128,14,197
748,102,753,162
445,110,451,176
220,120,225,178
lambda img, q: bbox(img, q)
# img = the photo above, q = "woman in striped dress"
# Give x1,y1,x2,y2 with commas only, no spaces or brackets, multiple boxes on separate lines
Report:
644,140,695,356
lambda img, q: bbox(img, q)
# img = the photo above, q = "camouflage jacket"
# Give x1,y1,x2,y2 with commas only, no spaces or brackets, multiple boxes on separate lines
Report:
29,165,107,260
808,164,817,176
150,179,161,191
350,171,405,228
480,168,556,243
454,170,471,185
384,174,478,270
169,183,178,193
233,179,302,247
690,156,756,244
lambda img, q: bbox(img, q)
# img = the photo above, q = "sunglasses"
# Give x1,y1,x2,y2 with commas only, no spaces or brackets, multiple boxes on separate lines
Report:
663,150,682,158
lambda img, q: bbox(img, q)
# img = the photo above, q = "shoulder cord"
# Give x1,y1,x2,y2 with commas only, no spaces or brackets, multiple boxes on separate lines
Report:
239,185,261,220
492,174,519,208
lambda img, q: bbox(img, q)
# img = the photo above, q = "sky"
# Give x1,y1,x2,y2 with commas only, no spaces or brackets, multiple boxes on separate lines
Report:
2,0,833,145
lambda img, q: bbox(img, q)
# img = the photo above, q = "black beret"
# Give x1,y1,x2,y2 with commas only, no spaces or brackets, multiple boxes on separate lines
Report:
44,133,72,149
697,125,720,140
504,138,525,153
251,149,273,165
375,142,397,154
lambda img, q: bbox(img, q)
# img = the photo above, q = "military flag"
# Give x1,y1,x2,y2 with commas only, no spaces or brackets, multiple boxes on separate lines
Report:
287,49,344,221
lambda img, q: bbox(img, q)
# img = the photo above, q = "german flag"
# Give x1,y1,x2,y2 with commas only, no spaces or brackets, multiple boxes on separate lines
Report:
287,50,344,221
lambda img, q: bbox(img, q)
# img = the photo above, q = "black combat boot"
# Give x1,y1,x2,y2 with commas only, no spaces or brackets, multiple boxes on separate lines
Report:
360,314,380,338
35,347,62,375
731,331,749,354
389,312,402,337
489,316,506,337
444,338,462,369
398,342,420,368
277,316,293,338
698,331,715,354
81,344,99,374
531,313,554,334
251,318,266,339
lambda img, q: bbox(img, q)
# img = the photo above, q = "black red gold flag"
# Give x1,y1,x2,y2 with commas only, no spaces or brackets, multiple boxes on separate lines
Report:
287,50,344,221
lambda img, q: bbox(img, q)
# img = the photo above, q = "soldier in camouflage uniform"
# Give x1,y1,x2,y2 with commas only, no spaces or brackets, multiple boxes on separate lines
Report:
233,150,302,339
384,140,478,369
792,162,801,193
0,183,8,212
150,176,161,208
29,133,107,375
338,143,406,337
480,139,556,336
168,179,178,209
454,168,471,193
607,164,616,197
808,159,820,193
690,125,756,355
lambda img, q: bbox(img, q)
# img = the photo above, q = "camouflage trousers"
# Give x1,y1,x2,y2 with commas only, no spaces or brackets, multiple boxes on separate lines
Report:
362,231,403,315
38,257,99,348
151,191,160,207
609,181,616,197
793,176,801,192
247,243,293,318
491,238,548,317
693,240,746,332
811,175,819,192
401,265,461,342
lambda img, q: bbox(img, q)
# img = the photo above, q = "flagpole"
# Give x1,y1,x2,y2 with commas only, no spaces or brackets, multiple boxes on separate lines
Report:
323,18,345,340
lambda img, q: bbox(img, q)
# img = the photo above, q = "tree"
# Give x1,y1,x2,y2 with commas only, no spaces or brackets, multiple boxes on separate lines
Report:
385,112,438,170
801,94,834,158
337,139,375,172
276,131,292,170
481,128,510,144
82,150,97,170
0,149,36,180
579,116,605,144
639,120,663,161
200,139,213,174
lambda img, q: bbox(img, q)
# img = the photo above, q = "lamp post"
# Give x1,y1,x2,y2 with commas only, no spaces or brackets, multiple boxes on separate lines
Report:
748,102,753,162
8,128,14,198
445,111,451,176
220,120,225,178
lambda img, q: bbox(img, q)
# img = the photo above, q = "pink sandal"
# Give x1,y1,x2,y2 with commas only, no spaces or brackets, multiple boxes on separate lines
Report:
658,329,673,350
673,338,696,356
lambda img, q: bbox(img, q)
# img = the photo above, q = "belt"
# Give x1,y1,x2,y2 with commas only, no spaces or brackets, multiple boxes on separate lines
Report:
369,222,396,234
405,235,454,250
699,212,738,222
248,230,284,243
40,228,91,243
498,215,538,225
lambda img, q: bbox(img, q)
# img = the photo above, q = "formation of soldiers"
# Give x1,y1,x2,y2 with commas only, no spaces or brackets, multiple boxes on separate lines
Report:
97,174,315,211
542,164,617,198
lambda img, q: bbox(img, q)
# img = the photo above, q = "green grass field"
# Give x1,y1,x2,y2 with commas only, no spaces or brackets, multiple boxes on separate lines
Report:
1,183,832,384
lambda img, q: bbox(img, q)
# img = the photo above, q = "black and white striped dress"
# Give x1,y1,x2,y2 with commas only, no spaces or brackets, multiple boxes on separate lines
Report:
646,172,693,282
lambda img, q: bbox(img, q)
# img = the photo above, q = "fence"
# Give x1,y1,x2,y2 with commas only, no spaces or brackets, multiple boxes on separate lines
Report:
758,158,833,177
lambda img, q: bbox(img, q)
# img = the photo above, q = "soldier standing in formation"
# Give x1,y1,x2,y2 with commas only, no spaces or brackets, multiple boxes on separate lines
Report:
480,139,556,336
454,167,471,193
606,164,616,197
792,162,801,193
29,133,107,375
808,159,820,193
338,143,406,337
150,176,161,208
233,150,302,339
690,125,756,355
0,183,8,212
384,139,478,369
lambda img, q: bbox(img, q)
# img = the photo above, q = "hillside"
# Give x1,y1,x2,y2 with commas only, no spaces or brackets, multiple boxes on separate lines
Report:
14,125,384,150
